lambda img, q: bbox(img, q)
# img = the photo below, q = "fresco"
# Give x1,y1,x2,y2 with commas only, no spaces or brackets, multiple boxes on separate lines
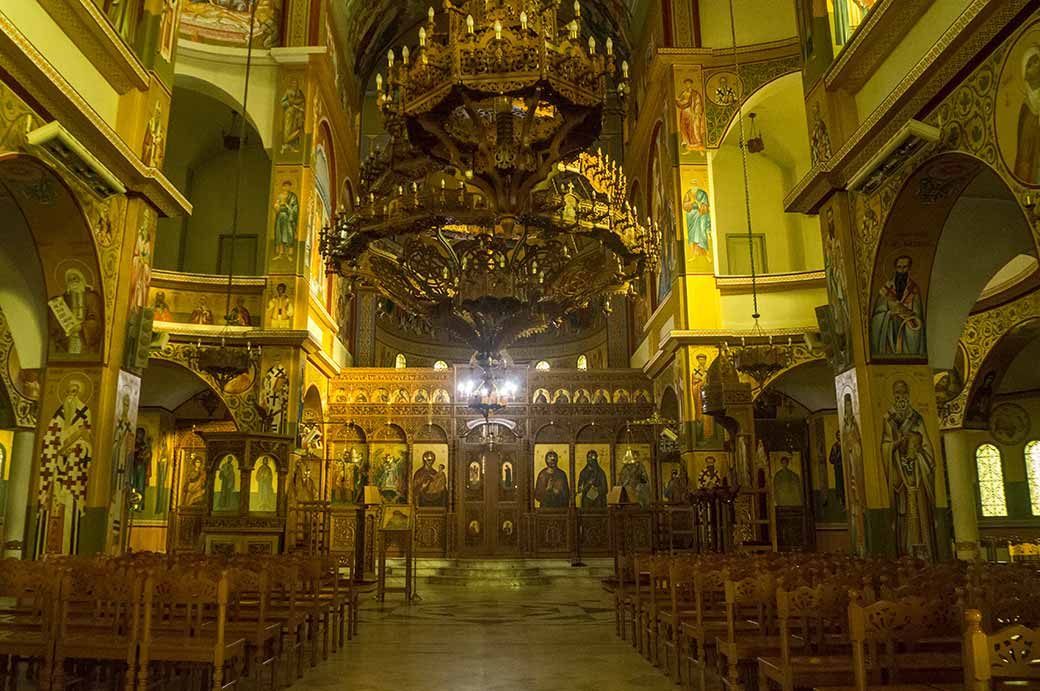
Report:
692,451,729,489
810,413,846,524
835,368,866,556
47,260,103,358
679,166,714,274
249,455,278,512
134,409,175,521
769,451,805,507
673,66,706,162
147,287,261,326
995,20,1040,187
329,444,368,504
179,0,282,49
370,442,408,504
179,448,208,509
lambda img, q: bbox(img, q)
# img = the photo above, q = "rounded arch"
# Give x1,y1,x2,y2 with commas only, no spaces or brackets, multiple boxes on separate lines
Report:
575,422,612,443
0,154,104,365
414,423,449,443
963,317,1040,427
314,120,337,215
533,421,570,444
371,422,407,444
753,359,835,413
715,71,808,167
173,73,268,150
869,153,1035,369
140,359,239,430
659,385,680,422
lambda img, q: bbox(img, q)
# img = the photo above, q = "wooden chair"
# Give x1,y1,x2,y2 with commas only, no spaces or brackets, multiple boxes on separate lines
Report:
225,564,281,691
52,563,142,691
641,555,673,666
136,568,245,691
717,571,782,690
657,556,697,684
0,559,59,691
757,582,854,691
264,559,307,687
963,608,1040,690
679,563,737,691
614,551,645,643
843,594,962,691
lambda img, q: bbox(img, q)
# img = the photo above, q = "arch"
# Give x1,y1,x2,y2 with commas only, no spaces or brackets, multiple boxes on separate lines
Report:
395,353,407,368
414,423,448,443
1025,440,1040,516
535,360,550,370
533,421,570,444
140,359,239,430
576,354,588,370
314,120,337,215
974,443,1008,518
659,386,680,422
172,73,269,150
963,318,1040,427
715,72,810,173
371,422,407,444
433,360,449,370
753,359,836,412
342,178,356,211
332,421,366,444
0,155,104,364
868,153,1034,369
575,422,612,443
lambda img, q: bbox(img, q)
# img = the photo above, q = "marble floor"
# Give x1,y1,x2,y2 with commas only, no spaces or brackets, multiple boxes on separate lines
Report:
299,577,677,690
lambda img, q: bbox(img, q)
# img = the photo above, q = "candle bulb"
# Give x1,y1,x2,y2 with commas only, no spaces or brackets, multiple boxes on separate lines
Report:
520,10,527,30
494,20,502,40
569,19,578,39
588,36,595,54
466,14,474,34
574,0,580,17
428,5,434,22
387,49,394,68
402,45,409,64
419,27,426,47
376,73,383,91
621,60,629,79
606,37,613,55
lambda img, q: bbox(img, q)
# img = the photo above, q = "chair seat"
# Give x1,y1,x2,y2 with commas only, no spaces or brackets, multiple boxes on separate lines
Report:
146,636,246,663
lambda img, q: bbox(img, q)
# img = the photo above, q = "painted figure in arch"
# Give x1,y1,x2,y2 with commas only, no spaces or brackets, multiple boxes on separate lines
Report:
698,456,721,489
880,379,937,559
229,296,252,326
130,220,152,309
260,363,289,434
772,456,802,506
109,393,134,500
683,183,712,259
829,430,845,508
577,449,608,509
190,297,213,325
273,181,300,258
255,457,275,511
840,393,867,555
1014,44,1040,184
811,103,833,164
182,453,206,507
534,450,570,508
218,455,237,509
40,379,93,507
267,283,293,328
374,452,407,503
152,291,173,321
142,102,166,168
619,449,650,507
280,78,306,154
130,427,151,497
870,255,925,356
663,464,689,503
675,78,706,152
413,450,447,507
49,268,102,355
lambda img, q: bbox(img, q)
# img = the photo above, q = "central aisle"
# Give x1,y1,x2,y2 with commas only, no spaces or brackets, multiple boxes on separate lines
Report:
302,577,677,690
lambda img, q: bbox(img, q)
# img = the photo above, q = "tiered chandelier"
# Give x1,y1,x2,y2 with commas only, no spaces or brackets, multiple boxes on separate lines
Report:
321,0,656,358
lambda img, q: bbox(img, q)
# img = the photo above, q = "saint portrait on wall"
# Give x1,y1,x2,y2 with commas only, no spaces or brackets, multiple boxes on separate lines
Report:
870,254,926,357
48,264,103,357
836,371,867,557
575,446,609,509
412,447,448,507
533,448,570,509
213,454,240,512
996,22,1040,187
675,75,706,154
272,181,300,260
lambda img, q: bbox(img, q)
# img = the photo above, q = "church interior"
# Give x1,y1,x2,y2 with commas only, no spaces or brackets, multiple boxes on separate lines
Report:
0,0,1038,688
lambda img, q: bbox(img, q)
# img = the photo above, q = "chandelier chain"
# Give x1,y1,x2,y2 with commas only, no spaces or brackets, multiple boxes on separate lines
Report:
728,0,759,320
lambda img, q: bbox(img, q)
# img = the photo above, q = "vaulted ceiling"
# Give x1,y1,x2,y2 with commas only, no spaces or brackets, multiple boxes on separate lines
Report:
332,0,641,84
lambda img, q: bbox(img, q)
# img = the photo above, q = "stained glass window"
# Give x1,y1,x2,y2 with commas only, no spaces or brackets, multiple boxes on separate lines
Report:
975,444,1008,518
395,353,407,369
1025,441,1040,516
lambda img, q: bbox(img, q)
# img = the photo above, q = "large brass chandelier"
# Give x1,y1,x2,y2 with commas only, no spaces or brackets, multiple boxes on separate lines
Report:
321,0,655,357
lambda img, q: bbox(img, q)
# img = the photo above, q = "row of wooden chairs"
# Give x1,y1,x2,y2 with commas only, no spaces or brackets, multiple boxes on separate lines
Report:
0,551,362,690
613,551,1040,691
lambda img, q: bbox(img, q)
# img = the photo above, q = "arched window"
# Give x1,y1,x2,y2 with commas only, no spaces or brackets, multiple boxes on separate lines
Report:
576,354,588,370
1025,440,1040,516
433,360,449,370
395,353,407,369
535,360,550,370
975,443,1008,517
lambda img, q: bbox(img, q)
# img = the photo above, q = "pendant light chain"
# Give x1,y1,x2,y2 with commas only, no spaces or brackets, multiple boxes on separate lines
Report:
727,0,760,320
223,0,259,324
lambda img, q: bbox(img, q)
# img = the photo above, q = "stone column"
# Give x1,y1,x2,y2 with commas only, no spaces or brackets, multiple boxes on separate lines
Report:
3,430,35,558
941,428,980,560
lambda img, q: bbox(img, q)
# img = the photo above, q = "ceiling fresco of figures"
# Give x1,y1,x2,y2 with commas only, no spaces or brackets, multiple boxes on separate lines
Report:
333,0,638,82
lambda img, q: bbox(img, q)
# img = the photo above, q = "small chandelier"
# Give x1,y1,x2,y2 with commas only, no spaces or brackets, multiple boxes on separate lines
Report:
728,336,791,385
190,338,259,391
458,352,518,419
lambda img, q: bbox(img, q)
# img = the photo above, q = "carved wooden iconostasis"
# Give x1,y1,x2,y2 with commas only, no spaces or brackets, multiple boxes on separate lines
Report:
323,366,655,560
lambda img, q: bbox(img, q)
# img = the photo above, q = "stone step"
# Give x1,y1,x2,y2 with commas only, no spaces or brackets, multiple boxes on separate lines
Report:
425,574,553,587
